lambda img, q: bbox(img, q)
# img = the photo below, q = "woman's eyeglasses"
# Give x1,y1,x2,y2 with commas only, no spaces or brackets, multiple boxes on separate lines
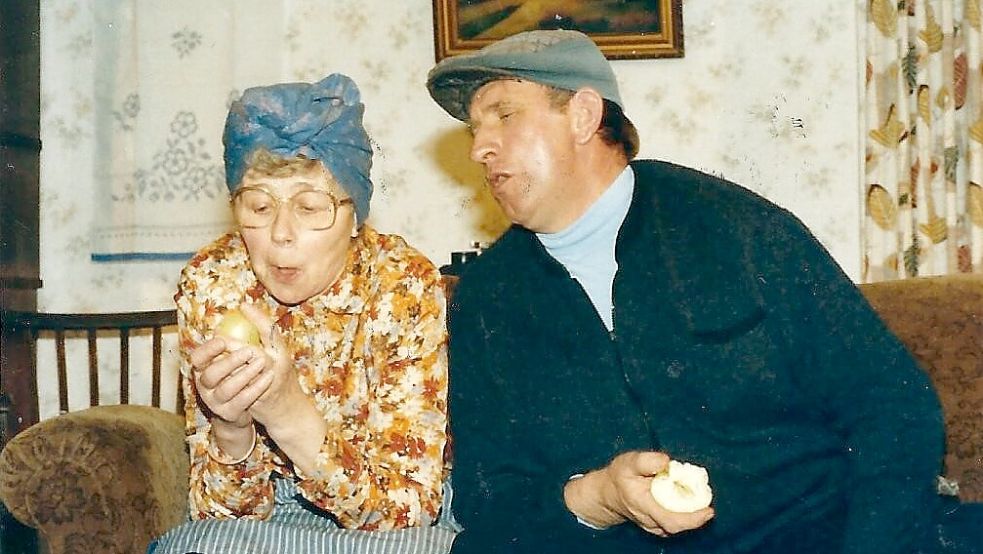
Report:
231,186,353,230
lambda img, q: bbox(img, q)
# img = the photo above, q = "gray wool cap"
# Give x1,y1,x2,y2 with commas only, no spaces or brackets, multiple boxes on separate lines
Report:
426,29,623,121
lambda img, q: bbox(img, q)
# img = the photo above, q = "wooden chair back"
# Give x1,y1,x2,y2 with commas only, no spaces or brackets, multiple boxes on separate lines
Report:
0,309,179,438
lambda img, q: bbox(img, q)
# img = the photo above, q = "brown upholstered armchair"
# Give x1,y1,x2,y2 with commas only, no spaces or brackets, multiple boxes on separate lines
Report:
1,274,981,554
0,310,187,554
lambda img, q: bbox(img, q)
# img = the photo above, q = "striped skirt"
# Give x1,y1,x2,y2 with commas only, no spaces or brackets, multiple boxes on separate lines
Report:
150,478,460,554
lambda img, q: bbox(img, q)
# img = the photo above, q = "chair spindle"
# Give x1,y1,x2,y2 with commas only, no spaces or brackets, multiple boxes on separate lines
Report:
87,329,99,407
119,328,130,404
55,330,68,414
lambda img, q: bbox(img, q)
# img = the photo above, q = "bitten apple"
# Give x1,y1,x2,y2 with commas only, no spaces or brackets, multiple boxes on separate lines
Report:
649,460,713,513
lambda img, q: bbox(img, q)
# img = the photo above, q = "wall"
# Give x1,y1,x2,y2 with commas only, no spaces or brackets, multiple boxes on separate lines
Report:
35,0,862,417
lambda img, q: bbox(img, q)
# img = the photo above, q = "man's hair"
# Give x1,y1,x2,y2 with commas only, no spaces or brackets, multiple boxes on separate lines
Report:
545,87,639,161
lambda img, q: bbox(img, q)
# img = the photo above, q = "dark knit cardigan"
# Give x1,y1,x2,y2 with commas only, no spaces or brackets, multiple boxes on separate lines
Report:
447,160,944,554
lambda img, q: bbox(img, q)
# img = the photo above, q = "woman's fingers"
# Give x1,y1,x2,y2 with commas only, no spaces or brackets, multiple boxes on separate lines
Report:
189,337,227,370
237,367,275,407
194,345,273,424
208,351,265,403
189,307,281,426
195,346,253,389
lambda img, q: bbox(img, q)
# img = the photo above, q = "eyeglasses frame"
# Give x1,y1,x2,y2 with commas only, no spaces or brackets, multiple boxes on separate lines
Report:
230,185,354,231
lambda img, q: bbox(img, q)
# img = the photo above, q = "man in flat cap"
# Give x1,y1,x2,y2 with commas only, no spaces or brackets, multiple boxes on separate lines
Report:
428,30,980,554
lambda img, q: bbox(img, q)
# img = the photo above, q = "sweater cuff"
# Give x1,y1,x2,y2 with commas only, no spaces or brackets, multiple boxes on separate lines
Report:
567,473,612,531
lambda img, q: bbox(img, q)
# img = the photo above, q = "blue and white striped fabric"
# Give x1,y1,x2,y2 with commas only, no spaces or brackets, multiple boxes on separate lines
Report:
150,477,460,554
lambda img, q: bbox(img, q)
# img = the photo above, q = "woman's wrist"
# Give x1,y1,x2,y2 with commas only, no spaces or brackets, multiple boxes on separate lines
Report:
209,419,257,463
264,395,325,441
262,395,328,474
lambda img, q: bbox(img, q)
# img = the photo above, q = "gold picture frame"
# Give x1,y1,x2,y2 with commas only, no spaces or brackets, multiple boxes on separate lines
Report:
432,0,683,62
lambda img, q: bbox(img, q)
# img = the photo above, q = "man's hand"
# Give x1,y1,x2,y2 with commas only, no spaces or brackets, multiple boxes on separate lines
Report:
564,451,715,537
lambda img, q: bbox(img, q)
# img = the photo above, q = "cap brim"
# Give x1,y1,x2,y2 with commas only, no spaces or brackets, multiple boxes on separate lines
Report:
428,66,542,122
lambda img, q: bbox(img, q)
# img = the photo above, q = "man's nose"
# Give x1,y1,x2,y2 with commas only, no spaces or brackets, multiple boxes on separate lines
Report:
469,128,496,164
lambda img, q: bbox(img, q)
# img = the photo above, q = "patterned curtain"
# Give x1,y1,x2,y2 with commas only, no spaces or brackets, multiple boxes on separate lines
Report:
864,0,983,281
42,0,286,262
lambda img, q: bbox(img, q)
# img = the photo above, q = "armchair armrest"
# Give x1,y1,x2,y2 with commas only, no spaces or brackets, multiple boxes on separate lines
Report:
0,405,188,554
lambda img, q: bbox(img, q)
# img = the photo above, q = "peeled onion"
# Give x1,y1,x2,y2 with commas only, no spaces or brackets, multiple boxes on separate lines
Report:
215,308,261,346
649,460,713,513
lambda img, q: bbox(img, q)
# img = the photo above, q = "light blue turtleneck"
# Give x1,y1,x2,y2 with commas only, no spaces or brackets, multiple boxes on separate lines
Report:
536,166,634,331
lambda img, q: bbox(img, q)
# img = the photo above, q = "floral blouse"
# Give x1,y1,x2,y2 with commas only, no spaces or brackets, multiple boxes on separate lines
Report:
174,226,449,530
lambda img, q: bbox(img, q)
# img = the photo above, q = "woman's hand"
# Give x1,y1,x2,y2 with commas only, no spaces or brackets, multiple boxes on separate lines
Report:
234,303,310,428
190,336,273,427
236,303,328,473
190,334,274,458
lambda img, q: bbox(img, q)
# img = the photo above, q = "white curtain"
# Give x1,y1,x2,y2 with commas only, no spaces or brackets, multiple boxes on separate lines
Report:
44,0,288,261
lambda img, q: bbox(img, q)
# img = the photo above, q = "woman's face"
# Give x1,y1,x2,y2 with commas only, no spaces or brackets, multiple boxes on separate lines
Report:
235,163,355,306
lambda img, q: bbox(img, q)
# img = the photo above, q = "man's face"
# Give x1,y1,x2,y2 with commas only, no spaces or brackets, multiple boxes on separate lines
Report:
467,79,578,233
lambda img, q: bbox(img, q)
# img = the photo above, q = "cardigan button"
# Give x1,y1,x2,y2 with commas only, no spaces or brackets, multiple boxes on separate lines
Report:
666,360,684,378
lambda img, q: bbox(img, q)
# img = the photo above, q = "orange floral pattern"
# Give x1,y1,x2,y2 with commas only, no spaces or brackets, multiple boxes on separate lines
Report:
174,226,448,530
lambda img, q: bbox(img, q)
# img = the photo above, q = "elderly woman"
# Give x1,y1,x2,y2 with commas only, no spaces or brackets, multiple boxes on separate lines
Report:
152,74,456,553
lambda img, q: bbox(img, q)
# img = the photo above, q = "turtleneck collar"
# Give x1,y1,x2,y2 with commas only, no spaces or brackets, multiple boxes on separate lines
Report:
536,165,634,330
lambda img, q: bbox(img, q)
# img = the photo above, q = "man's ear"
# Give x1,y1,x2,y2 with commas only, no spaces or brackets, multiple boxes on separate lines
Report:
569,88,605,145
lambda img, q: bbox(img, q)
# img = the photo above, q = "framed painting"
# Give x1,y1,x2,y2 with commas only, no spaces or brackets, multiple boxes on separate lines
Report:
432,0,683,62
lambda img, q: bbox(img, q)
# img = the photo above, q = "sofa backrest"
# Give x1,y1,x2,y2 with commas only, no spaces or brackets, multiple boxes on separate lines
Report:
859,274,983,502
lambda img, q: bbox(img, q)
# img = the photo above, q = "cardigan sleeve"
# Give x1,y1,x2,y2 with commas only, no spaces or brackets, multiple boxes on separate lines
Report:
778,218,944,554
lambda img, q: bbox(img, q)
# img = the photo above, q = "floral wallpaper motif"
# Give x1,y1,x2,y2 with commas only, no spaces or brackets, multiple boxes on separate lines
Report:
625,1,861,258
170,27,202,57
38,0,861,419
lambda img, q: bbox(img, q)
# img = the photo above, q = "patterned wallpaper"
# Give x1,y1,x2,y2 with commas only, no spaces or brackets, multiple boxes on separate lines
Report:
35,0,862,417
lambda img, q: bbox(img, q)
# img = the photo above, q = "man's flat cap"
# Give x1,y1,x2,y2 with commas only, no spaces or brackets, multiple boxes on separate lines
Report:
427,29,623,121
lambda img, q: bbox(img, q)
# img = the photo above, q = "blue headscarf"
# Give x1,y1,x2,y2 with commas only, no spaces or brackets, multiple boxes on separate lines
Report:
223,73,373,225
